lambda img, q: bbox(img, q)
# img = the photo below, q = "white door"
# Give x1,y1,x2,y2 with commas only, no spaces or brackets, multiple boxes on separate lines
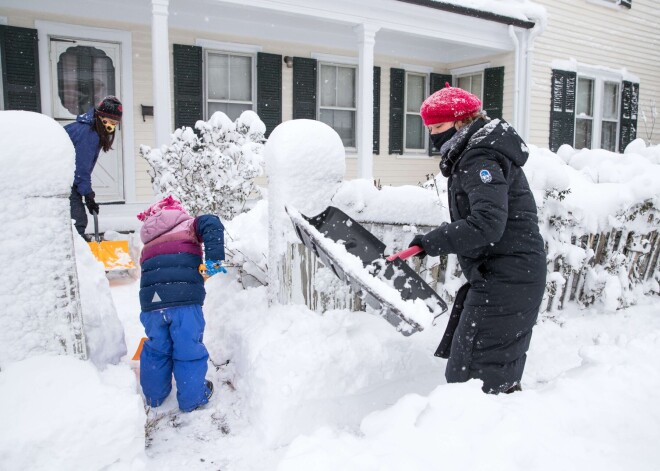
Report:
50,38,124,203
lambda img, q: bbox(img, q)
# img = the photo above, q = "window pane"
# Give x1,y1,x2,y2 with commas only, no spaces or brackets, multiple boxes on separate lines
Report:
601,121,617,151
406,75,425,112
406,114,424,149
208,54,229,100
471,74,483,100
320,109,355,147
575,118,593,149
320,65,337,107
229,55,252,101
208,102,251,121
457,76,470,92
336,67,355,108
603,82,619,120
577,78,594,117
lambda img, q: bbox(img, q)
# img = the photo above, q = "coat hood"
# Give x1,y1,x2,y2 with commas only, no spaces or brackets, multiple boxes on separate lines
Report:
140,209,194,244
467,119,529,167
76,108,96,125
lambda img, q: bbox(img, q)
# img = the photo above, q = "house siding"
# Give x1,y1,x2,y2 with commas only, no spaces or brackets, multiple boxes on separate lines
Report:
529,0,660,149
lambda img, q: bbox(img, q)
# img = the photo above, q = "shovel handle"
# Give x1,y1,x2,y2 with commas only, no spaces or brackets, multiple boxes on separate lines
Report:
387,246,424,261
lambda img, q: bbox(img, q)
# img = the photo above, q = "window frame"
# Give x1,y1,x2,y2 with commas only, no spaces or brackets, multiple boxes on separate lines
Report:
403,70,429,154
317,61,358,151
203,48,256,121
573,71,621,151
455,72,484,102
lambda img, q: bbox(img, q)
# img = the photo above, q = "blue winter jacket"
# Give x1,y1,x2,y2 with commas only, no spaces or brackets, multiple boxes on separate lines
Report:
139,213,225,312
64,109,101,196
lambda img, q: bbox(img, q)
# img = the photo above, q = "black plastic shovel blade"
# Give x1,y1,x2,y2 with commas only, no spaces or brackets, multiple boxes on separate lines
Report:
289,206,448,335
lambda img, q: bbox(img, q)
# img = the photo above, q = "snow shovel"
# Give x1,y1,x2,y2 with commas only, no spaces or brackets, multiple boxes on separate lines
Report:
287,206,447,335
87,211,135,272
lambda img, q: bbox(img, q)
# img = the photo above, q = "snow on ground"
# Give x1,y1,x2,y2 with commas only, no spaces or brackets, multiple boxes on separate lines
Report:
107,273,660,471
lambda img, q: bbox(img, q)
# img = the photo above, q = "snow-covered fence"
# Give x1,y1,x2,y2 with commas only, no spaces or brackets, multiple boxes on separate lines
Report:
284,212,660,316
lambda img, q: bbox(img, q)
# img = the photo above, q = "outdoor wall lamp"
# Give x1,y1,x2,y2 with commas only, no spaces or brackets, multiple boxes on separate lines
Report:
283,56,293,68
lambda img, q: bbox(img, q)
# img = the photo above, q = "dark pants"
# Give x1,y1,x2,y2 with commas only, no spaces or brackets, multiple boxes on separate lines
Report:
69,187,87,237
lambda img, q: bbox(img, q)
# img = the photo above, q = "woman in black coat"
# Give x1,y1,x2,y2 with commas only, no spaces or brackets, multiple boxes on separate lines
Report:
409,84,546,394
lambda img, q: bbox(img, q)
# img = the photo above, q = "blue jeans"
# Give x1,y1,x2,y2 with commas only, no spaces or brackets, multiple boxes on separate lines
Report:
139,304,211,412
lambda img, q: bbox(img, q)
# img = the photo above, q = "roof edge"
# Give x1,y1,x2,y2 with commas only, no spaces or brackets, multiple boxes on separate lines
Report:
395,0,536,29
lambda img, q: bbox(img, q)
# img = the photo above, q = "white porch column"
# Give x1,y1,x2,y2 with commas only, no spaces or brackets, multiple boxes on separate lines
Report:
354,23,380,180
152,0,172,147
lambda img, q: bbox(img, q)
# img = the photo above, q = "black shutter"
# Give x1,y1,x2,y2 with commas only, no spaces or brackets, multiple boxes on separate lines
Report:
549,69,577,152
389,68,405,155
620,0,631,8
292,57,317,120
429,73,452,155
430,73,452,93
0,25,40,112
619,81,639,152
257,52,282,138
173,44,203,130
373,66,381,155
483,66,504,120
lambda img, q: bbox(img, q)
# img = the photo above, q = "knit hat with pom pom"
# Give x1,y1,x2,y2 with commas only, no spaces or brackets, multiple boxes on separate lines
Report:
419,83,482,126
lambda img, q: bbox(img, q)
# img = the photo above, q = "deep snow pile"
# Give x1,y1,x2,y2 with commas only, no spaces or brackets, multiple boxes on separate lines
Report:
0,111,126,368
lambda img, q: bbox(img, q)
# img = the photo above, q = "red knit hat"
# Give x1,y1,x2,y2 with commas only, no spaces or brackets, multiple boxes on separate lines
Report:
420,83,482,126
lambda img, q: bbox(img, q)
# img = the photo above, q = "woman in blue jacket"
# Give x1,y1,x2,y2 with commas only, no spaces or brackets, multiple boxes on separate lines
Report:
64,96,122,237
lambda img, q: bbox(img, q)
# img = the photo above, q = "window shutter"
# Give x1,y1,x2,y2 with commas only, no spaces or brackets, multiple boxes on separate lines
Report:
429,73,452,155
0,25,41,112
373,66,381,155
173,44,203,130
619,0,631,8
483,66,504,120
430,73,452,93
292,57,317,120
389,68,405,155
549,69,577,152
619,81,639,152
257,52,282,138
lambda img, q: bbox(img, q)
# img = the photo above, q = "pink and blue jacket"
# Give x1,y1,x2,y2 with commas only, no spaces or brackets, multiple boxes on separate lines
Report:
138,204,224,312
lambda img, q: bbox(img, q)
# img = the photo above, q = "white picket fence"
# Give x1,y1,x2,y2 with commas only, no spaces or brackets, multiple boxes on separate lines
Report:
282,213,660,315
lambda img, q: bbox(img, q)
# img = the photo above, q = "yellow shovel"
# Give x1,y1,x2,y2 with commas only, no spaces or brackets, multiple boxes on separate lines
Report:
87,211,135,272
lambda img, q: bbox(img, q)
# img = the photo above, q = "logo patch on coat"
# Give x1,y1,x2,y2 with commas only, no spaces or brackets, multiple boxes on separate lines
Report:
479,169,492,183
152,291,162,303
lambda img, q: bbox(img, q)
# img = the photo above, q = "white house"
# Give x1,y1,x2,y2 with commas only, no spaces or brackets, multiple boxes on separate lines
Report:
1,0,657,212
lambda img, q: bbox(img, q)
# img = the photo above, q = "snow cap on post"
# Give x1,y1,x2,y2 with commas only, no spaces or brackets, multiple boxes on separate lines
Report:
419,83,482,126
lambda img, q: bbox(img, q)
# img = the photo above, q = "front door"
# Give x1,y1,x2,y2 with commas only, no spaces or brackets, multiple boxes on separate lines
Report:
50,38,124,203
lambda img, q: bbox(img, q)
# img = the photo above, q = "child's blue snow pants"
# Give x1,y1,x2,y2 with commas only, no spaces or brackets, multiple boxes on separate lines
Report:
139,304,211,412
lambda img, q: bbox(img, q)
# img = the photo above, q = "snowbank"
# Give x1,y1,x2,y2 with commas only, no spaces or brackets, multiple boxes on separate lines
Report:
0,355,145,470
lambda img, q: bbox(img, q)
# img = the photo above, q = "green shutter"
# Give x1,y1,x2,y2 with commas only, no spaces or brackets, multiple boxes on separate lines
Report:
483,66,504,120
373,66,381,155
257,52,282,138
389,68,405,155
292,57,317,120
619,81,639,152
429,73,452,155
0,25,41,112
549,69,577,152
173,44,203,130
430,73,452,93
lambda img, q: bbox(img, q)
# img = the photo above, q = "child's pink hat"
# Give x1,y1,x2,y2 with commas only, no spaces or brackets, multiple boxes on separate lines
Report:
137,195,188,221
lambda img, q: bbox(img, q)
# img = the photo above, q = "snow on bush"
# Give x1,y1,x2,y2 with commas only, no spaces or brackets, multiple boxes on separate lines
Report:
140,111,266,219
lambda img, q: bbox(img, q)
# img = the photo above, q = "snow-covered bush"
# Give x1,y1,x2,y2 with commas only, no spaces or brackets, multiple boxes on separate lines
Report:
140,111,266,219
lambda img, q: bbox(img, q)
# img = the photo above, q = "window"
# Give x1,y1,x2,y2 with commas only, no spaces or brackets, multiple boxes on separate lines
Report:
205,51,253,121
405,72,427,151
319,63,357,148
574,76,619,151
456,73,483,101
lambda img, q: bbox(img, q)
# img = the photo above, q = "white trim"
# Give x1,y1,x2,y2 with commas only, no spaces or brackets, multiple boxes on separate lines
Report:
195,38,262,54
0,16,7,25
35,20,136,203
311,52,358,65
400,63,433,74
449,62,491,76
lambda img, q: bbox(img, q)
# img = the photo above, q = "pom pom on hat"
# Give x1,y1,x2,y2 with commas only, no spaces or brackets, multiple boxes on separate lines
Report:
96,96,123,121
420,83,482,126
137,195,187,221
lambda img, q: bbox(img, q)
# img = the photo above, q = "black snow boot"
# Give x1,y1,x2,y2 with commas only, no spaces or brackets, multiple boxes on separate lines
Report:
205,380,214,400
504,383,522,394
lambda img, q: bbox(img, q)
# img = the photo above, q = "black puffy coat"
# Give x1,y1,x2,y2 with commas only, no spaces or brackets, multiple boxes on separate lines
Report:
420,118,546,393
